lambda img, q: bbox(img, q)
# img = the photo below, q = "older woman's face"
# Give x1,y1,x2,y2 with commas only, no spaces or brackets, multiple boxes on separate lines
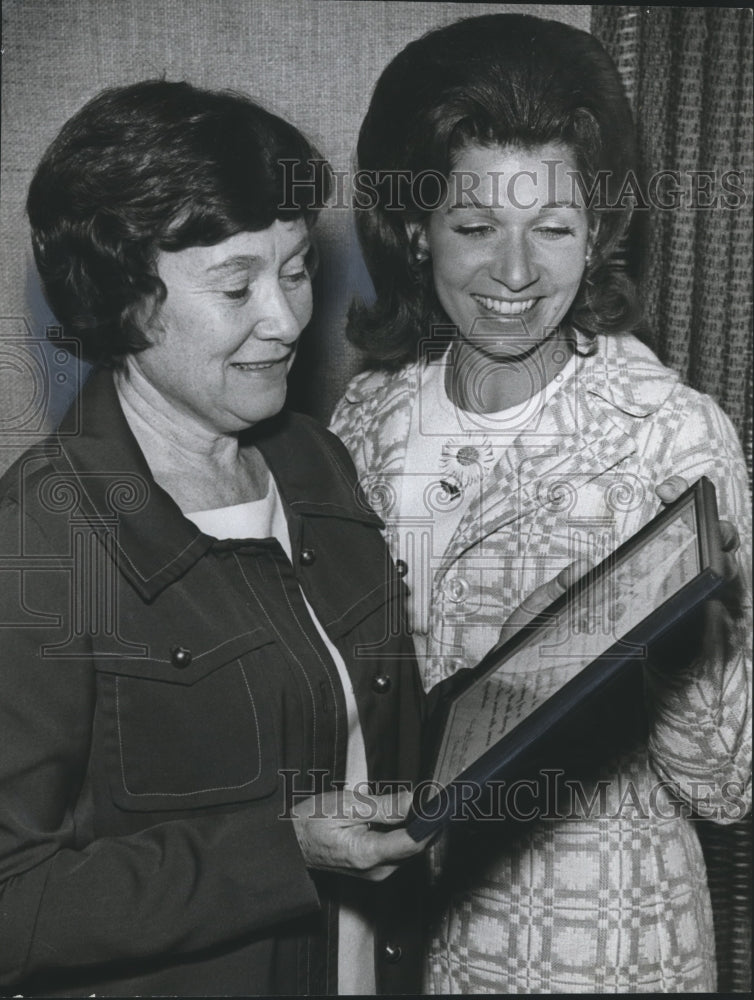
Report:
421,142,591,359
129,219,312,435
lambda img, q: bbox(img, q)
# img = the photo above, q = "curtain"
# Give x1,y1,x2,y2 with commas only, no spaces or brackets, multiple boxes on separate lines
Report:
592,7,752,995
592,5,752,472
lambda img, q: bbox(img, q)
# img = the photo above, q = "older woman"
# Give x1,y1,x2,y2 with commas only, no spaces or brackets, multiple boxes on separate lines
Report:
331,13,751,994
0,80,427,996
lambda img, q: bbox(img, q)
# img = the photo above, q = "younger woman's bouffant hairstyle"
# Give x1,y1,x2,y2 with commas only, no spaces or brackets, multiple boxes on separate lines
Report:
348,13,641,363
27,80,331,366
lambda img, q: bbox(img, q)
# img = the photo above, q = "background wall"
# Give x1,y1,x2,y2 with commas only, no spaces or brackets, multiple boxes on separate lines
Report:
0,0,589,472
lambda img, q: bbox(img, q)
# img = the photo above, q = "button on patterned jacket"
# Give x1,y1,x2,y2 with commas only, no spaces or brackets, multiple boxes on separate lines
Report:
331,331,752,993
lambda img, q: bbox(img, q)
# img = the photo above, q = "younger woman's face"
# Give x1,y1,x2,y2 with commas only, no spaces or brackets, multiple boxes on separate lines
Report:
420,142,591,360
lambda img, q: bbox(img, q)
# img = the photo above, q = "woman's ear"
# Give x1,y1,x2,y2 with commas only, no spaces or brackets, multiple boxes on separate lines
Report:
128,288,164,345
405,221,431,263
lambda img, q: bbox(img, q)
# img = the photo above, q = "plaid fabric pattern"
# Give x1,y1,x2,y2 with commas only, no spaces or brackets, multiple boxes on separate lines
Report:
331,333,752,993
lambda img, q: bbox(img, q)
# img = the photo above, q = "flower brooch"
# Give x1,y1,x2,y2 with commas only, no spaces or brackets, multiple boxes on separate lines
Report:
439,436,495,496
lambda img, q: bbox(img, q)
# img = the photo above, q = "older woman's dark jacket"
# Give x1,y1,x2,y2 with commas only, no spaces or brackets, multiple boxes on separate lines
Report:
0,370,424,996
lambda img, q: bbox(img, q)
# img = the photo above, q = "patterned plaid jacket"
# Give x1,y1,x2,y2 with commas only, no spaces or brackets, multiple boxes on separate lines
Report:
331,332,752,994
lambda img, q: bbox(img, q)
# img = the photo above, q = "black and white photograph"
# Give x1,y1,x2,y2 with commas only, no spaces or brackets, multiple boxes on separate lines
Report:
0,2,751,995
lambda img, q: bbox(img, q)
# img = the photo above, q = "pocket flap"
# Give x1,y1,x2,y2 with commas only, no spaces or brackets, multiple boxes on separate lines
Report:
94,626,274,685
100,649,280,812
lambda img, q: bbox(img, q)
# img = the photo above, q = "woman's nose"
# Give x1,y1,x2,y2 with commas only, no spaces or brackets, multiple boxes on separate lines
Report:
488,235,537,291
254,283,307,343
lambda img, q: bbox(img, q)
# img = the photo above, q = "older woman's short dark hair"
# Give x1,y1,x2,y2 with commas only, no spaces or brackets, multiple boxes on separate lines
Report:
349,13,640,363
27,80,331,366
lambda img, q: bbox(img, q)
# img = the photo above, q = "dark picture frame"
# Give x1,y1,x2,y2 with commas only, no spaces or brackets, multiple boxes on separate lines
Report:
407,476,725,840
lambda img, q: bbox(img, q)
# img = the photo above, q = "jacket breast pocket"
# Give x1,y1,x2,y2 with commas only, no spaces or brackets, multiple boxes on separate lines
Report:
96,627,279,811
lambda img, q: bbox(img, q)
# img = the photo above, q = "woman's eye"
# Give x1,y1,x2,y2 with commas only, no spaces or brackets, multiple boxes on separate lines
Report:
535,226,575,239
223,286,249,301
453,225,495,237
280,269,309,288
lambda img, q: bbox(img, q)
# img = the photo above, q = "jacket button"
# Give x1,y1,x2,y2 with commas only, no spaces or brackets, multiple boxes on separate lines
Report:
170,646,192,669
445,576,469,603
383,941,402,964
395,558,408,578
371,673,392,694
300,547,316,566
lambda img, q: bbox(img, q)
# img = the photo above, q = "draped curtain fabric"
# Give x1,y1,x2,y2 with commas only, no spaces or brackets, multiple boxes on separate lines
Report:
592,7,752,995
592,6,752,473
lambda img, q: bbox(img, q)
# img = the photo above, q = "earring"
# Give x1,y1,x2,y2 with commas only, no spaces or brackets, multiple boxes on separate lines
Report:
413,244,430,264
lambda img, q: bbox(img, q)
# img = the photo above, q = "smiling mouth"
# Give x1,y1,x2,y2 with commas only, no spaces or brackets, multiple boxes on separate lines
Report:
230,355,291,372
471,295,538,316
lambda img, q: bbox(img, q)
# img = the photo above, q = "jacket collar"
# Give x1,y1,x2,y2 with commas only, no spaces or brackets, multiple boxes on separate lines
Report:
252,410,384,526
579,330,679,417
344,329,678,418
344,332,680,582
51,370,378,602
436,333,680,577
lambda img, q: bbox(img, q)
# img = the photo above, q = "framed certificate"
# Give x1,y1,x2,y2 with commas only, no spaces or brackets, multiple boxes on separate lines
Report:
406,476,725,840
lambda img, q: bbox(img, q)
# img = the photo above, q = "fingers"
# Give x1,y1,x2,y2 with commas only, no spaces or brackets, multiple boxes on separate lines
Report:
655,487,743,609
369,826,428,862
655,475,690,505
501,558,591,637
534,557,591,609
370,789,414,826
715,521,742,600
353,824,424,865
555,557,592,591
351,825,430,880
719,519,740,554
291,788,429,880
503,579,560,630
